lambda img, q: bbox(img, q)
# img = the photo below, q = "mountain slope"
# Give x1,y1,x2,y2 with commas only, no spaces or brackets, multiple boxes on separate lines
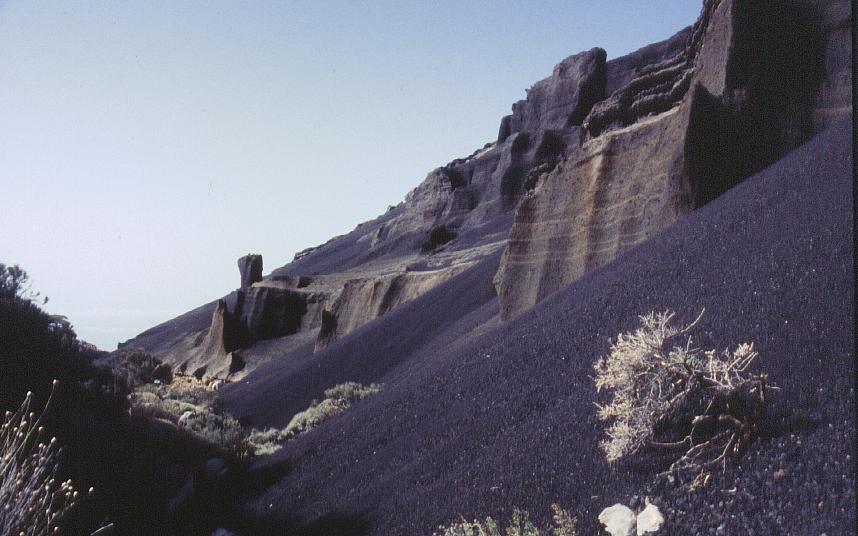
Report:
221,119,853,535
122,1,850,387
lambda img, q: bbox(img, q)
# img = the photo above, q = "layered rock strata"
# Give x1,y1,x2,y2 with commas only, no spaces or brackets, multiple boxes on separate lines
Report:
178,299,239,379
123,0,851,382
315,263,475,350
495,0,848,319
173,256,479,379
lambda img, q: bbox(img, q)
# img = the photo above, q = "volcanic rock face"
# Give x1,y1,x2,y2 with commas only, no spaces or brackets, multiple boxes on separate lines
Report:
604,28,692,97
233,287,308,343
582,0,722,138
500,47,607,141
122,0,851,383
315,263,474,350
237,254,263,288
494,0,846,319
354,45,610,262
178,299,235,379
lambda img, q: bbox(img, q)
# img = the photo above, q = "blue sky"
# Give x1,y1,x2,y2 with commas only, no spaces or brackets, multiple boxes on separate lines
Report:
0,1,701,349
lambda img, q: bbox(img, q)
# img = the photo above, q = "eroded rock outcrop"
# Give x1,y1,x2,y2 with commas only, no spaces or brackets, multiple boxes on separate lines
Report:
495,0,847,319
123,0,851,384
358,47,609,262
238,254,263,288
582,0,721,138
499,48,606,141
179,299,236,379
233,287,310,343
315,263,474,350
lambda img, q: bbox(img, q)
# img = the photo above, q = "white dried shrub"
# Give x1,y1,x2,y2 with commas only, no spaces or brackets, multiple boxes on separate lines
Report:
594,310,770,485
1,384,90,536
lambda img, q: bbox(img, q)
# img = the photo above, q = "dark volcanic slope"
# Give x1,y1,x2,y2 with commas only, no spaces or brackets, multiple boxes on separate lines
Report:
222,120,853,535
222,251,501,427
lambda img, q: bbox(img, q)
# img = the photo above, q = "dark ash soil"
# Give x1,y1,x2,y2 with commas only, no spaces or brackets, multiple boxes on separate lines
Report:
219,120,853,535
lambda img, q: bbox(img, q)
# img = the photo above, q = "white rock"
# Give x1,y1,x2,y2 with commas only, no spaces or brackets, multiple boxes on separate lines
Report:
178,410,194,426
636,502,664,535
599,504,636,536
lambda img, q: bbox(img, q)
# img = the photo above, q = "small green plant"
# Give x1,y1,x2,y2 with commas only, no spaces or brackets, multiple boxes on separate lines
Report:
594,310,771,487
434,505,577,536
248,382,380,455
1,382,90,536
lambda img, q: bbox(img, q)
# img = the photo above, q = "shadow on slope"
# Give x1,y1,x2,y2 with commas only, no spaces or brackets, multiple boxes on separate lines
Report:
222,250,501,428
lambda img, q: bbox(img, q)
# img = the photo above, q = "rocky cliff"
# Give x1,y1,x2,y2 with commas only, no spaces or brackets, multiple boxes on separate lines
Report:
494,0,851,319
121,0,851,381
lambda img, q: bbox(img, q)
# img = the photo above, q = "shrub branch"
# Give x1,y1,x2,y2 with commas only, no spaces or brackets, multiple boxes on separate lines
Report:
593,310,772,487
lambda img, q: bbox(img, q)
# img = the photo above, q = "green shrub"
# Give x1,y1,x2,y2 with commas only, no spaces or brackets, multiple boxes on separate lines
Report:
247,382,380,455
127,387,250,459
0,263,86,410
98,348,166,390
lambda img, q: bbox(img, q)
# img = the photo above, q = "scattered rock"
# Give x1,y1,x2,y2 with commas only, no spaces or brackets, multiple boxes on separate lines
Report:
600,500,665,536
152,362,173,384
599,504,636,536
178,410,194,427
636,501,664,535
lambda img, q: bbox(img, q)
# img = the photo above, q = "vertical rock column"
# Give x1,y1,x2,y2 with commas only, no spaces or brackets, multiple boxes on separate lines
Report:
238,254,263,288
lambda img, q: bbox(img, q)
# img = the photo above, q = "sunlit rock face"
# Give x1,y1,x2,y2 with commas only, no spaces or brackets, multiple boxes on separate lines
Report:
315,263,474,350
494,0,846,319
370,47,608,258
177,299,235,380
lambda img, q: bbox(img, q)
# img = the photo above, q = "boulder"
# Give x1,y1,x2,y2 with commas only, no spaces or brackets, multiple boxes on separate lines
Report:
636,502,664,535
204,457,228,482
599,504,636,536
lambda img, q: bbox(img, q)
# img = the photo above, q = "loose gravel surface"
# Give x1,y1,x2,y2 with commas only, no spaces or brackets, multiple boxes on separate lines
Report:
221,120,853,535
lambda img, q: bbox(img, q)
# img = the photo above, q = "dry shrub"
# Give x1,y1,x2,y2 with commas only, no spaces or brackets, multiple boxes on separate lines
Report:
1,383,91,535
594,310,771,487
434,504,577,536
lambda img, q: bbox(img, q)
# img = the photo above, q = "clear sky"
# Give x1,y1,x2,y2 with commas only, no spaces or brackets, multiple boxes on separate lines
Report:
0,1,701,350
